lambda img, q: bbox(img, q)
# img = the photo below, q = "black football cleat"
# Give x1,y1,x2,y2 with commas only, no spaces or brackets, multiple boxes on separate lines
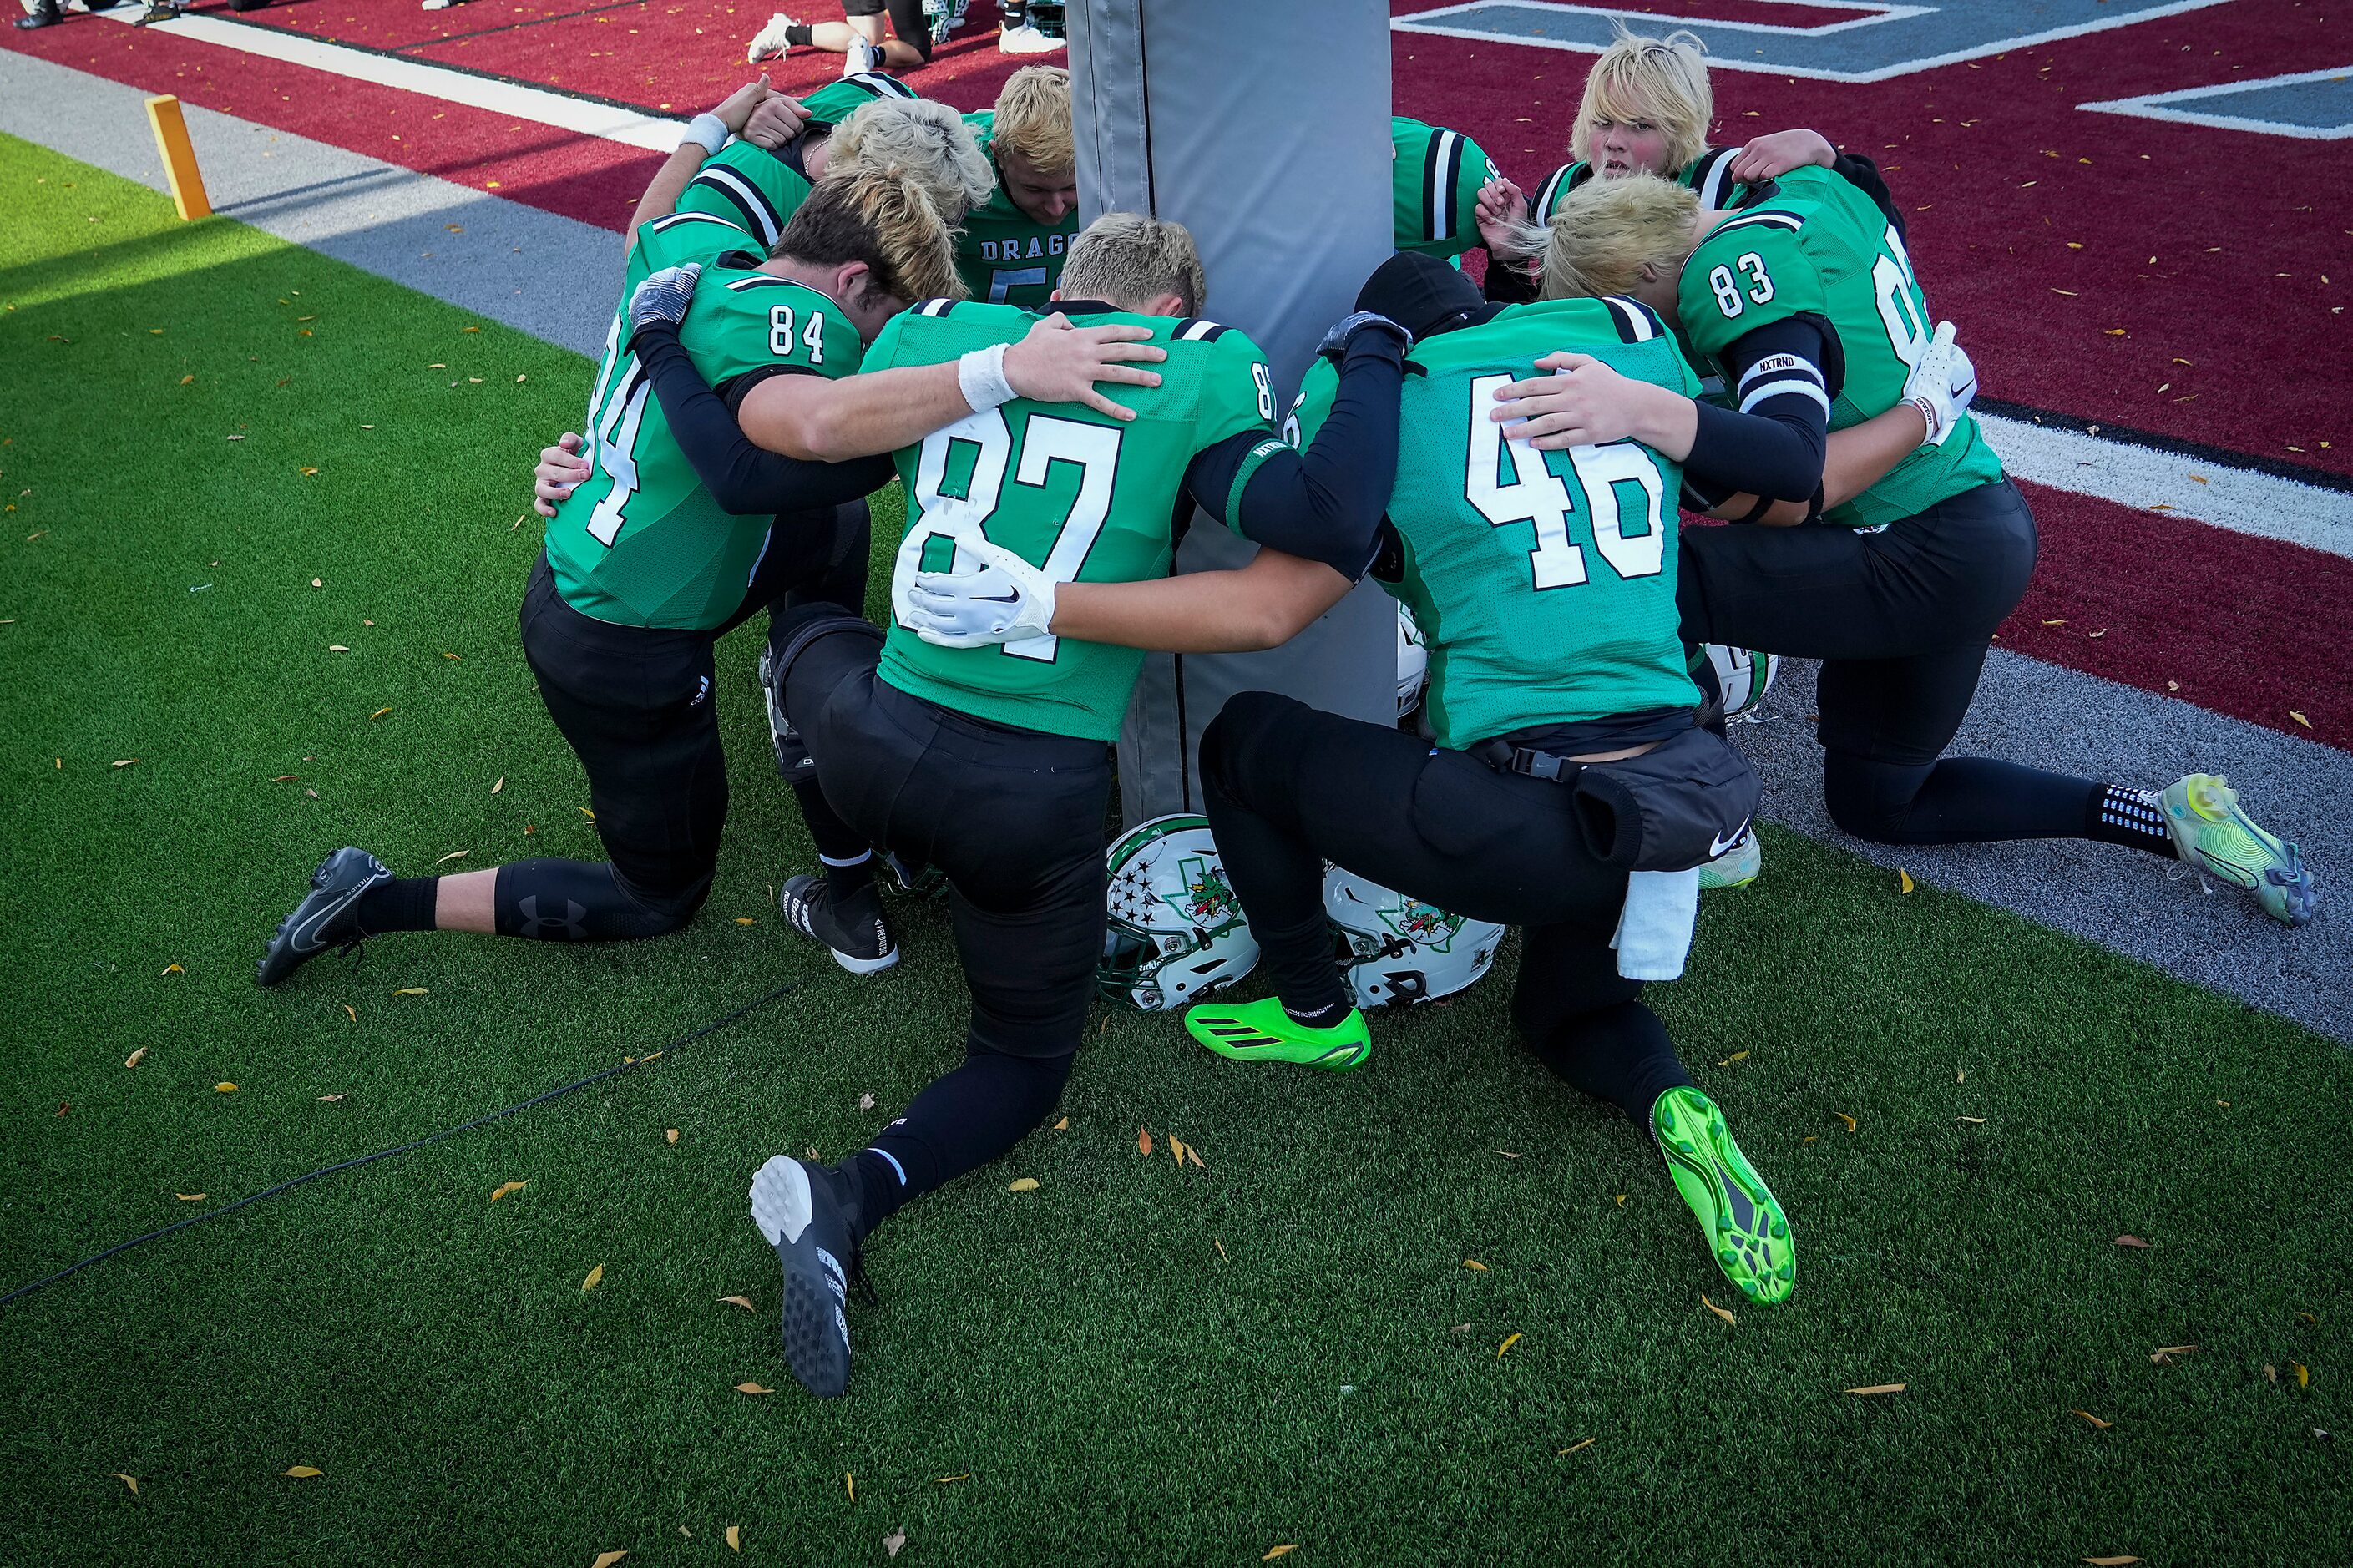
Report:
749,1155,867,1399
781,873,898,974
256,846,391,987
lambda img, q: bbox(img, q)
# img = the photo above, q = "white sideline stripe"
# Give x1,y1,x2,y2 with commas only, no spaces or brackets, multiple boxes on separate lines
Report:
1977,414,2353,561
93,8,689,152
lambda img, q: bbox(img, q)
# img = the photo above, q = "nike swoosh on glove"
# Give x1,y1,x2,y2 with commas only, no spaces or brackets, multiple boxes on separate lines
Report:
628,262,703,341
901,531,1059,649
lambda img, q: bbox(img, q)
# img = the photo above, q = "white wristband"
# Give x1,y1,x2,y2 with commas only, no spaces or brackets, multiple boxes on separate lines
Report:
957,343,1016,411
680,113,729,158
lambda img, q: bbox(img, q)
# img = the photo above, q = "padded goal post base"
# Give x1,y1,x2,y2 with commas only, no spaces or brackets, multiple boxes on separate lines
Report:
1067,0,1398,824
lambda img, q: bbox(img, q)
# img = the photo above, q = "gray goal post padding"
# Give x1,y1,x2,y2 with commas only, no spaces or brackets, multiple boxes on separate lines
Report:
1067,0,1398,825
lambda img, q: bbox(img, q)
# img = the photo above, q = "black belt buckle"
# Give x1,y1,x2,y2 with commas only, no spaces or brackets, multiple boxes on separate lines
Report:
1510,747,1575,783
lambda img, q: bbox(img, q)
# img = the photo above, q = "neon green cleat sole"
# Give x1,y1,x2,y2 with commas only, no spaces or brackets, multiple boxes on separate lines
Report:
1653,1086,1794,1304
1182,996,1372,1072
2160,773,2318,928
1698,827,1762,891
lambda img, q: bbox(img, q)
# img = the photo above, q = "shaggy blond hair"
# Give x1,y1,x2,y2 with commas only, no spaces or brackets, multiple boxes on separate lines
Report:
1570,28,1713,175
827,99,994,224
1534,172,1699,301
1059,213,1206,316
990,64,1075,175
774,164,966,302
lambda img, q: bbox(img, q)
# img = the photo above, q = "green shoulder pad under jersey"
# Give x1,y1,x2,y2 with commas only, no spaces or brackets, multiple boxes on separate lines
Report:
799,69,922,130
1677,164,2004,529
1532,147,1744,222
957,111,1080,306
546,217,864,630
1290,297,1701,748
1391,117,1503,259
871,301,1278,741
675,141,814,252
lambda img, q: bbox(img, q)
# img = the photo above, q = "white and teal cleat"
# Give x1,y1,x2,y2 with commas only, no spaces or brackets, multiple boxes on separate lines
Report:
2160,773,2318,928
1697,827,1762,892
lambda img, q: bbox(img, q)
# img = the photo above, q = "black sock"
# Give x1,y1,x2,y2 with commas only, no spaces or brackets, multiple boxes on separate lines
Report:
784,22,813,45
355,877,438,935
819,850,876,903
1523,999,1692,1129
2086,783,2178,860
841,1045,1074,1241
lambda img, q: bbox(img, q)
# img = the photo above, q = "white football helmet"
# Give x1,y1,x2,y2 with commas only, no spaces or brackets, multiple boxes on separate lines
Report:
1396,601,1429,721
1705,643,1781,723
1100,814,1259,1011
1324,868,1504,1010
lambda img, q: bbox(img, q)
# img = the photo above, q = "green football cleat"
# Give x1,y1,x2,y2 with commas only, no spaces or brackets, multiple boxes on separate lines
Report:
1697,827,1761,891
2160,773,2318,928
1652,1086,1794,1304
1182,996,1372,1072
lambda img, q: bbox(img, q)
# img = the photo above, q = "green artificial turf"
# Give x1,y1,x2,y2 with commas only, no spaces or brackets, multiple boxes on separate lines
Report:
2,136,2346,1567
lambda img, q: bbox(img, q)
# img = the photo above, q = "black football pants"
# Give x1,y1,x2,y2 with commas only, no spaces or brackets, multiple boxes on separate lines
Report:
1200,690,1694,1127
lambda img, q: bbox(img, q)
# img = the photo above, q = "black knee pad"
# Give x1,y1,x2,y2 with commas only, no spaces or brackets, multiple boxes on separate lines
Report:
767,604,883,721
1821,752,1935,845
1201,690,1308,797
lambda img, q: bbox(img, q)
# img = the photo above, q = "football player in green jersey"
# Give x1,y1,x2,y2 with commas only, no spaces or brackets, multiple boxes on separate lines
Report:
1390,116,1503,263
957,66,1080,306
643,213,1410,1395
1474,27,1865,303
1490,171,2317,926
906,251,1792,1307
257,157,1170,988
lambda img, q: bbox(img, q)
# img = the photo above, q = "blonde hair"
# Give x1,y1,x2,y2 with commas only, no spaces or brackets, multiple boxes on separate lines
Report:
827,99,994,224
1060,213,1207,316
774,164,967,303
990,64,1075,175
1533,172,1698,301
1570,27,1713,176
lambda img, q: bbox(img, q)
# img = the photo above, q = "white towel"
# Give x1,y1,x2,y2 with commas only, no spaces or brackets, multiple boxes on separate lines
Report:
1610,867,1701,981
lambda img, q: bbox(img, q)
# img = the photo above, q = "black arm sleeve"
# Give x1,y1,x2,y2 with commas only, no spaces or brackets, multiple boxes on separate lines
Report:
1681,315,1834,511
1180,332,1406,582
630,322,896,515
1830,151,1905,240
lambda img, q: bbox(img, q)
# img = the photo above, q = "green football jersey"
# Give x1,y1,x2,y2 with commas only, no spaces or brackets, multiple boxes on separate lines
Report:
1391,117,1502,260
1289,298,1702,748
1677,164,2003,529
958,110,1079,306
799,69,921,131
674,141,814,251
872,301,1280,741
1531,146,1743,222
546,212,868,630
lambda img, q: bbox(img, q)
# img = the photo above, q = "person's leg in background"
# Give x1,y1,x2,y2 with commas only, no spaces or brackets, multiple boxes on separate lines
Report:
746,0,935,71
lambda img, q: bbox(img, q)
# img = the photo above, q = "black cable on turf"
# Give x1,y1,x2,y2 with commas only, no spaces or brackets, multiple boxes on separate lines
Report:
0,975,817,1311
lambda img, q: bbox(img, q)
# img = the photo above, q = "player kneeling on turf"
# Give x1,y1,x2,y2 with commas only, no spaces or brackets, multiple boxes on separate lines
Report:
908,251,1797,1308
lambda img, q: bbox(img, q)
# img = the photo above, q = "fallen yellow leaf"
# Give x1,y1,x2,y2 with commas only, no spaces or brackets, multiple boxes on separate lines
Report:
433,850,469,865
1959,1115,1988,1125
1556,1438,1596,1456
1722,1050,1750,1064
665,1128,679,1145
726,1525,741,1553
2290,711,2311,729
736,1382,773,1394
581,1263,604,1291
1845,1383,1905,1396
1897,867,1915,894
2295,1362,2311,1388
392,987,428,997
159,963,183,977
491,776,504,793
110,1473,139,1493
1214,1238,1229,1261
175,1193,205,1202
1053,1116,1069,1130
1702,1293,1737,1327
1463,1259,1488,1272
1137,1125,1152,1156
1834,1112,1857,1133
934,1474,969,1484
1007,1176,1040,1192
847,1472,855,1502
578,806,595,820
734,917,756,925
368,707,391,721
124,1048,146,1069
342,1005,357,1023
1497,1333,1523,1358
2082,1557,2141,1566
717,1295,754,1311
1263,1549,1298,1561
1187,1143,1206,1168
2072,1409,2113,1429
282,1465,322,1478
215,1082,237,1093
591,1554,629,1568
1168,1134,1187,1166
489,1181,527,1201
1615,1194,1627,1206
318,1094,346,1102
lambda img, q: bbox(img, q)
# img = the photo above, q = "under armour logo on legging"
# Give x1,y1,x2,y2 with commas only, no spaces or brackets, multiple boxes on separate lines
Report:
517,895,588,941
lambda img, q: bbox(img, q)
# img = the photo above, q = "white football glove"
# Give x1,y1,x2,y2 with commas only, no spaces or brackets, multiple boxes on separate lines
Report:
1900,319,1978,448
902,531,1058,649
